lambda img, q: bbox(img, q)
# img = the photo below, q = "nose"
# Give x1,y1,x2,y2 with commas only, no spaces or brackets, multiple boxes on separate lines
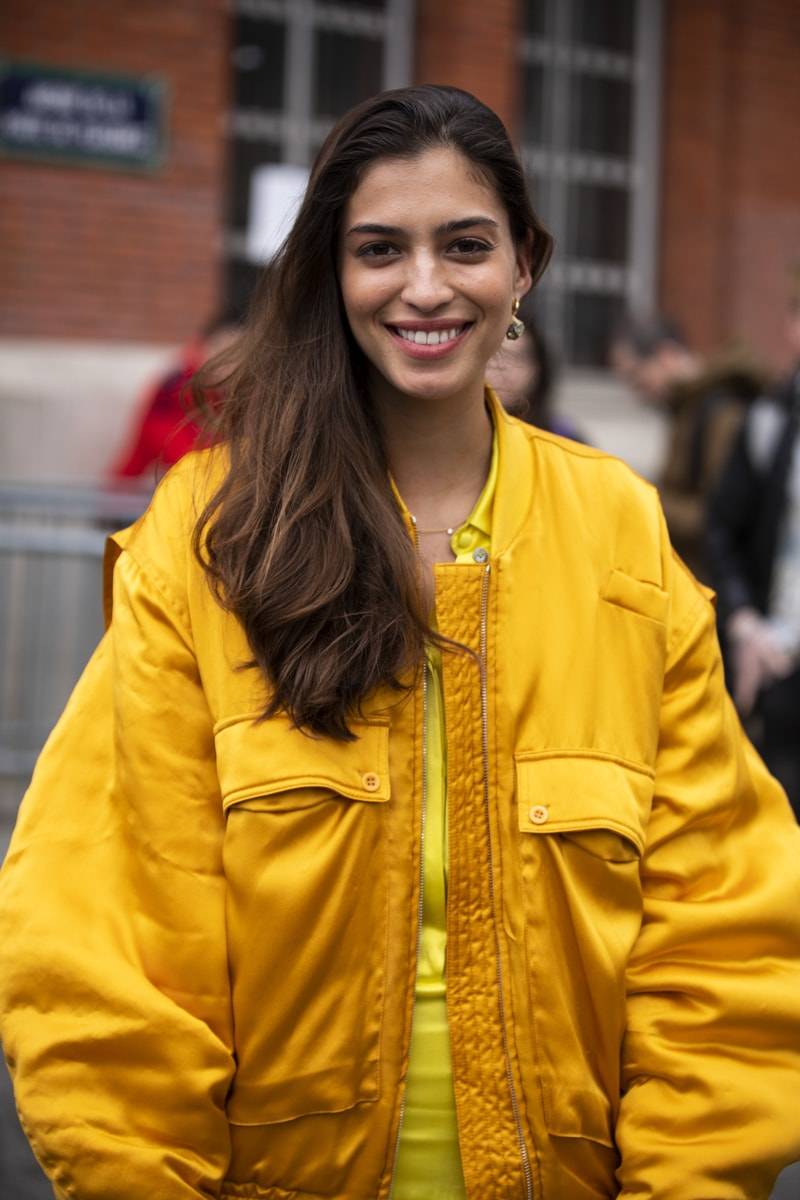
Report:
399,250,455,312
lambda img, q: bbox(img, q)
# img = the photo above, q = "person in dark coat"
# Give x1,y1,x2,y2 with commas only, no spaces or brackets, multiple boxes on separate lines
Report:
609,314,764,582
707,306,800,818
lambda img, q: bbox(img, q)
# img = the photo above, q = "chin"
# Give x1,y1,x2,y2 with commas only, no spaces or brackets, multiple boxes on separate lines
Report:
391,372,468,403
387,356,480,398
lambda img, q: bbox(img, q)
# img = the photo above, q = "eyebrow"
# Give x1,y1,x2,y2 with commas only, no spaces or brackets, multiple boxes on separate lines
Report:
346,216,500,237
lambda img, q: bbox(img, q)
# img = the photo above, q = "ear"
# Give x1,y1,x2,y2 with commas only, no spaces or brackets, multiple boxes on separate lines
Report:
513,230,534,299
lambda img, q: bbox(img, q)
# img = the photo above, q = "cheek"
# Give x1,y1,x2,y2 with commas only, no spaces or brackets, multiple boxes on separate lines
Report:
466,261,517,324
480,281,516,343
338,264,365,325
340,264,395,328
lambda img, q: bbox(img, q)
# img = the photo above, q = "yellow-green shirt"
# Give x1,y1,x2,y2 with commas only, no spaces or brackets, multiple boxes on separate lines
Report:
392,431,497,1198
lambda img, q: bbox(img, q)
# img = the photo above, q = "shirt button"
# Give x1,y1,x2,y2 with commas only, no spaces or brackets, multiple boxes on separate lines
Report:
529,804,549,825
472,547,489,564
456,530,472,550
362,772,380,792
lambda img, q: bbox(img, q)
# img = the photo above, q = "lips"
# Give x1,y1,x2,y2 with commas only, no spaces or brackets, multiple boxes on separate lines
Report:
385,321,473,359
393,324,467,346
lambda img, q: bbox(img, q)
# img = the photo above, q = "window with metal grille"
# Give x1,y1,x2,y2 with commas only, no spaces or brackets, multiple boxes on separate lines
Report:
226,0,414,313
521,0,663,368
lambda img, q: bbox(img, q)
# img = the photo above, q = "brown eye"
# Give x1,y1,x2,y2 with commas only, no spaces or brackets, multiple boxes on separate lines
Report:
450,238,493,256
356,242,400,259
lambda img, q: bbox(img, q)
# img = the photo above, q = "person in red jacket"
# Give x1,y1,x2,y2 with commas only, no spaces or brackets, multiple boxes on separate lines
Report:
111,311,240,482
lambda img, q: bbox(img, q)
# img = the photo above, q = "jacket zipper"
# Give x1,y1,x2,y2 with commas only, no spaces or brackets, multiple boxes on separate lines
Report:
388,654,429,1196
389,544,530,1196
479,563,534,1200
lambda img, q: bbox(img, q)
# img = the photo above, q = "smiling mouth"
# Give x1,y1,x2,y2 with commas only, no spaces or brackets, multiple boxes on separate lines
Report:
390,323,471,346
385,322,474,360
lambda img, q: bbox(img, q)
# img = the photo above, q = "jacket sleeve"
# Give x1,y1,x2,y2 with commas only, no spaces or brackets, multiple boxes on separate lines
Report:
615,548,800,1199
0,531,234,1197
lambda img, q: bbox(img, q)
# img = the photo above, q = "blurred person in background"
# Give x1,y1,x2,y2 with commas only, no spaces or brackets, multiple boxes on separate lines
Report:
110,308,241,483
609,313,764,580
708,293,800,817
486,296,585,441
2,86,800,1200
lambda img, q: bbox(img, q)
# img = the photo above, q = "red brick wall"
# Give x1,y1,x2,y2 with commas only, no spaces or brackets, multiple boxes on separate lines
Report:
414,0,520,137
660,0,800,368
0,0,229,343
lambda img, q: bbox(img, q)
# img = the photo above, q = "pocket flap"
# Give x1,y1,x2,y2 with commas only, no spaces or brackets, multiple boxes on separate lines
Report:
515,752,652,856
601,568,668,624
215,712,391,809
543,1083,615,1148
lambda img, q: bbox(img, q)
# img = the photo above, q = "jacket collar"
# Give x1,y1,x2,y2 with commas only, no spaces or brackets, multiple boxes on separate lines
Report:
486,385,535,559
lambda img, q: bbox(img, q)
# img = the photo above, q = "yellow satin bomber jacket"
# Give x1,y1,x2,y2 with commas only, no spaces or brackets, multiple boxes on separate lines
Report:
2,398,800,1200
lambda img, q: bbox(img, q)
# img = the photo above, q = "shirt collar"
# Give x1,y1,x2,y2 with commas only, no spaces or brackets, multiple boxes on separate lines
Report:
460,410,498,539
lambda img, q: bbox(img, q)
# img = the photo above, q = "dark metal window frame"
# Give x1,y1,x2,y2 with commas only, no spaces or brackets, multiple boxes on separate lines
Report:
520,0,663,368
226,0,414,269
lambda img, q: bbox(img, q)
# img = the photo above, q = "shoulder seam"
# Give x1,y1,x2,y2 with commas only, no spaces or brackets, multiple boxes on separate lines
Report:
527,427,617,461
666,586,708,661
114,542,194,647
527,427,661,497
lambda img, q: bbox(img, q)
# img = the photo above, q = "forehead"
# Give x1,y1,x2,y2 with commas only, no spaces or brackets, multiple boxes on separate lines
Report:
343,145,510,231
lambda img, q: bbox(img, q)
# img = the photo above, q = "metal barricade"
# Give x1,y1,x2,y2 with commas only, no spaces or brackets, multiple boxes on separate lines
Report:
0,483,149,1196
0,484,149,845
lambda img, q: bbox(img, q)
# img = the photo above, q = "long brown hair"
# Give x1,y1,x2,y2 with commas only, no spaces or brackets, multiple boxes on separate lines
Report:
194,85,552,739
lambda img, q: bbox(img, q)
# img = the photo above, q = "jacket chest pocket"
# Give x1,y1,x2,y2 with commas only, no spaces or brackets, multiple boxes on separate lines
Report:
216,712,390,1127
595,569,669,765
514,752,652,1152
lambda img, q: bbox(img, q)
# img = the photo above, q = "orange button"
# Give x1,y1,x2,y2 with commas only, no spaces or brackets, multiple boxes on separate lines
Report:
529,804,549,825
362,772,381,792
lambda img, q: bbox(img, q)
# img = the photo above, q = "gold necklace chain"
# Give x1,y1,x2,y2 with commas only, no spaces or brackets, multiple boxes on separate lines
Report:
408,513,468,537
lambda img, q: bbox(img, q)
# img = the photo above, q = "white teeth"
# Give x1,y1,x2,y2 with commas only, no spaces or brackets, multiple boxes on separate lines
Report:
396,326,465,345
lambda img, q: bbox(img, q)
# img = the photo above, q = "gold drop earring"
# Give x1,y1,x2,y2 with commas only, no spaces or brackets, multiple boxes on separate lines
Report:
506,297,525,341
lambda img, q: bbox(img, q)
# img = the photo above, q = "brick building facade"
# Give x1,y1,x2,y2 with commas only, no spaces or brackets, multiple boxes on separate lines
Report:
660,0,800,368
415,0,519,132
1,0,799,476
0,0,229,344
0,0,230,478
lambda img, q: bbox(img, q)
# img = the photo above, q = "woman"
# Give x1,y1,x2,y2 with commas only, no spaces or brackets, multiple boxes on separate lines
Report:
486,296,584,440
1,86,799,1200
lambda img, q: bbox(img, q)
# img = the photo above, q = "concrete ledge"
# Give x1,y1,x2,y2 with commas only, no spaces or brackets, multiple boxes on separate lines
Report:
0,338,178,484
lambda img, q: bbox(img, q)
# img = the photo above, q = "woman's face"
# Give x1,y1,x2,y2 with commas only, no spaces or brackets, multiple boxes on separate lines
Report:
338,146,532,410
